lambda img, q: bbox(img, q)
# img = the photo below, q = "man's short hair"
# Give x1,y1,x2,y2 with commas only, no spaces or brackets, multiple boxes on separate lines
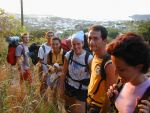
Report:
45,31,54,38
21,32,29,38
88,25,108,40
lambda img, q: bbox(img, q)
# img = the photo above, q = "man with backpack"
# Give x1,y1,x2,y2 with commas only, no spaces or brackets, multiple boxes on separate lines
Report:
38,31,54,97
15,33,32,85
87,25,117,113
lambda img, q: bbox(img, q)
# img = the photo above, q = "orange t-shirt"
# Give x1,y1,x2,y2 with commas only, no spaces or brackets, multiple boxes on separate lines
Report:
88,55,107,106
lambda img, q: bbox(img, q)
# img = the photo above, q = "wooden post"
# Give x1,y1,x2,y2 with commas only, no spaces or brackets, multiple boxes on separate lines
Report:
20,0,24,27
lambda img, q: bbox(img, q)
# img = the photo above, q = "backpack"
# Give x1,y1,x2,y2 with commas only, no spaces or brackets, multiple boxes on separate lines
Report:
29,43,46,65
93,54,111,95
61,39,71,52
6,36,25,65
68,50,90,68
66,50,91,89
109,80,150,113
87,54,111,104
134,86,150,113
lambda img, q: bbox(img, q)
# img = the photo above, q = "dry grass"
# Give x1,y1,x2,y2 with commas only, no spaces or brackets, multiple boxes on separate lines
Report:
0,38,67,113
0,64,67,113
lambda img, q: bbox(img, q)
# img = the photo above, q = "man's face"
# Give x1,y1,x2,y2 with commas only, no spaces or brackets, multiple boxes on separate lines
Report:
47,32,54,44
88,30,104,52
22,35,29,43
47,32,54,38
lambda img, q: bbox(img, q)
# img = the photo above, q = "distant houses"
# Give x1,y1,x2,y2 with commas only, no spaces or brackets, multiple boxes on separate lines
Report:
14,14,150,33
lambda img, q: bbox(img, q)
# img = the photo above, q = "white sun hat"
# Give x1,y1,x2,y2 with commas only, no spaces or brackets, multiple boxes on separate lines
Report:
71,31,84,42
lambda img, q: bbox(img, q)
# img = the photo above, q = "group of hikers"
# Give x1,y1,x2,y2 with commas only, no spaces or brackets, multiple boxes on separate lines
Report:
11,24,150,113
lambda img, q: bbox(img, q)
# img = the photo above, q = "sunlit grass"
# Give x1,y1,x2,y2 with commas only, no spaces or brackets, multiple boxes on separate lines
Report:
0,38,67,113
0,63,67,113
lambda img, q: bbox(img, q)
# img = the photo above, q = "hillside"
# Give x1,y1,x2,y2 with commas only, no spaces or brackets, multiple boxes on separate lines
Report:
130,14,150,21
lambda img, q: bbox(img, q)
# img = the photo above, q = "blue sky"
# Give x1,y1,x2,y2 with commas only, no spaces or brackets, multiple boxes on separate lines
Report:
0,0,150,21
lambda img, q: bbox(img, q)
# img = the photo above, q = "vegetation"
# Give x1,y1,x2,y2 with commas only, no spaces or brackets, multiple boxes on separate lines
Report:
0,8,150,113
107,28,120,39
138,21,150,45
0,9,65,113
0,9,26,38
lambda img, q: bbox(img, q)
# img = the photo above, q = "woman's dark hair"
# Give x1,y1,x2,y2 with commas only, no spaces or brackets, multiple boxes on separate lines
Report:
52,37,61,44
88,25,108,40
107,32,150,73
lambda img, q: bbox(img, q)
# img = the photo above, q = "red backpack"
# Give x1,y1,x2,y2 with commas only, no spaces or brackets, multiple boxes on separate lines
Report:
61,39,71,52
7,45,18,65
6,36,23,65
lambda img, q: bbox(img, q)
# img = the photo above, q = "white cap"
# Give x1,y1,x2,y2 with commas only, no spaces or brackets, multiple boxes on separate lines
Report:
71,31,84,42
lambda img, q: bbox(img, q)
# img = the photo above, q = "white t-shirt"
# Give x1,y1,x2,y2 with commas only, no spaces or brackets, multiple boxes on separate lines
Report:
38,43,51,73
15,44,30,71
65,50,93,90
115,78,150,113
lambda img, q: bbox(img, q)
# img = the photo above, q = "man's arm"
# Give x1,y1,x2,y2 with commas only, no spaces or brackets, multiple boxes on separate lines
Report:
16,56,23,74
16,45,24,73
59,57,68,96
100,63,117,113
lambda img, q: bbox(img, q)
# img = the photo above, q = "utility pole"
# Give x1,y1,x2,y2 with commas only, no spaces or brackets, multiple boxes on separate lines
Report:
20,0,24,27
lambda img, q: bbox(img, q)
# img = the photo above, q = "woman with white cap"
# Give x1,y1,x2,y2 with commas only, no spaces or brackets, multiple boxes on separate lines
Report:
60,31,93,113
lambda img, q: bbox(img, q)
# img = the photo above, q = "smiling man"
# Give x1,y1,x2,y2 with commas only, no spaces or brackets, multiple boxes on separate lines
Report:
87,25,117,113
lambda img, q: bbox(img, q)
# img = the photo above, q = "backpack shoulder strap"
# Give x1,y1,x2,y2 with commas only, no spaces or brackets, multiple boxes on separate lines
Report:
93,54,111,95
62,50,66,64
66,51,74,80
93,78,105,95
100,54,111,80
109,79,124,112
48,50,53,65
83,34,87,48
68,50,74,64
85,51,90,69
134,86,150,113
20,44,25,56
42,45,46,53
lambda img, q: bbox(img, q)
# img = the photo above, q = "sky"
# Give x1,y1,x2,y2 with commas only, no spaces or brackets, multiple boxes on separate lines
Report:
0,0,150,21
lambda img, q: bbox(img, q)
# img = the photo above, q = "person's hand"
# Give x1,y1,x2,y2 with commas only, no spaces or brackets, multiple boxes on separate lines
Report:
138,98,150,113
53,63,61,72
18,65,24,75
145,74,150,78
107,84,119,100
48,65,55,73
